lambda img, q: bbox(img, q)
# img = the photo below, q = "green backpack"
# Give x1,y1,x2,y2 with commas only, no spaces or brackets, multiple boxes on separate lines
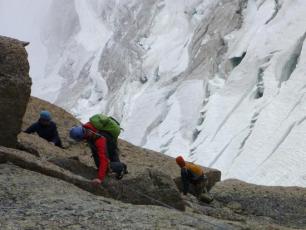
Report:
89,114,121,140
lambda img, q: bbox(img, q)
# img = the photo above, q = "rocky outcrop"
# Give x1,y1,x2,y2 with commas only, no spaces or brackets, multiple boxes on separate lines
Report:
117,168,185,210
0,146,110,198
3,146,306,229
0,36,31,148
13,133,187,210
214,179,306,228
49,157,185,210
193,179,306,229
0,163,238,230
18,132,84,160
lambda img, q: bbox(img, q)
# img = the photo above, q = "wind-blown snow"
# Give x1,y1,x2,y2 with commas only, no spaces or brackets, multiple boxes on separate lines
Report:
1,0,306,187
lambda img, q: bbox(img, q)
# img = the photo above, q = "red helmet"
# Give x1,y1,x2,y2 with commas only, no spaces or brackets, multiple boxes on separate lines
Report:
176,156,185,167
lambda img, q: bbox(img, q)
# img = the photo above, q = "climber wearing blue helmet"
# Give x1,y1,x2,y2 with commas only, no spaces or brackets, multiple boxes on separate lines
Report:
69,120,127,187
69,126,85,141
24,110,63,148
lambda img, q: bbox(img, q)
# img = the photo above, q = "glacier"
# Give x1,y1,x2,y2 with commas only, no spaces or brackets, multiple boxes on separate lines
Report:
0,0,306,187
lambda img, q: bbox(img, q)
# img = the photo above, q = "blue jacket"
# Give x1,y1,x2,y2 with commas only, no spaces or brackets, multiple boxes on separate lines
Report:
25,119,63,148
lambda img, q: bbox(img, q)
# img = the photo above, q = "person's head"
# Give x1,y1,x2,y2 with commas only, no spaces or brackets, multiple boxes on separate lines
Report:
39,110,51,125
69,126,85,141
69,126,95,141
176,156,186,168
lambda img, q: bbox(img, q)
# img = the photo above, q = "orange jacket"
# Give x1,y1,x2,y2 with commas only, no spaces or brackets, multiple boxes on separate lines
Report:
184,162,204,177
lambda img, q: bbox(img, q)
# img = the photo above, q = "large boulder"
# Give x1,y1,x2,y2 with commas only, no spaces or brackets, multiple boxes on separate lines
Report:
0,36,31,148
111,168,185,210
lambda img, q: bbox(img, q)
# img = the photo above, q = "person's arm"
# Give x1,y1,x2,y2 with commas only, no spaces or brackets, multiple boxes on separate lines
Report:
50,123,63,148
24,123,38,134
94,137,109,183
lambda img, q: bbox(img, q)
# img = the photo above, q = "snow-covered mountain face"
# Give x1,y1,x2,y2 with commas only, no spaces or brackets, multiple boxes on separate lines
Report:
1,0,306,187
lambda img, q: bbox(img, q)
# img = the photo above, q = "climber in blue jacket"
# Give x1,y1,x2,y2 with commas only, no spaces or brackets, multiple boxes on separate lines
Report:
24,110,63,148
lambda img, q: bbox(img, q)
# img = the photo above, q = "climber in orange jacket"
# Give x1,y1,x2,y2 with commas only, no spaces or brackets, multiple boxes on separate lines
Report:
176,156,212,202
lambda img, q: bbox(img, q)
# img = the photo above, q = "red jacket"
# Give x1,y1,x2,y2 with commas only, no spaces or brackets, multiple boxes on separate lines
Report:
83,122,109,181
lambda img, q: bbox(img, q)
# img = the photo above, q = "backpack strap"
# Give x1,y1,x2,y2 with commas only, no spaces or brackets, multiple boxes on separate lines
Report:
109,116,124,131
109,117,120,126
97,130,119,161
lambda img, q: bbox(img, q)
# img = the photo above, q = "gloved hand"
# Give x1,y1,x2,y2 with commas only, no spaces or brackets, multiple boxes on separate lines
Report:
91,178,102,186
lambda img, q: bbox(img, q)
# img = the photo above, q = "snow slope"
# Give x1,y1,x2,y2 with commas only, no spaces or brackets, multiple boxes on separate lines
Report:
1,0,306,186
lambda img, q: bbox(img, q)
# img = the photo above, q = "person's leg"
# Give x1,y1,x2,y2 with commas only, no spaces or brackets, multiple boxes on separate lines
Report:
107,143,128,179
109,162,123,173
110,149,120,162
196,175,213,203
181,168,190,195
194,181,205,197
109,162,127,179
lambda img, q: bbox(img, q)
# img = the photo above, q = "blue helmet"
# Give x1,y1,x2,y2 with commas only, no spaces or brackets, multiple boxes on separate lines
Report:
69,126,85,141
40,110,51,121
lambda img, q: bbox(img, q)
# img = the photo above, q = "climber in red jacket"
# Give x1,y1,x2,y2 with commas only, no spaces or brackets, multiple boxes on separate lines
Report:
69,122,127,186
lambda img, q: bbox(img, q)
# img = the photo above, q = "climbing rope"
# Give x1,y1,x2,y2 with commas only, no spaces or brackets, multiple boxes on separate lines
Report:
125,186,176,210
117,184,228,230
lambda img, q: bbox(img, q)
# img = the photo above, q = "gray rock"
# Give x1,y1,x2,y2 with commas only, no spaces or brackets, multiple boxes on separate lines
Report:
0,36,31,148
0,146,111,198
209,179,306,229
0,152,6,164
18,132,81,160
49,157,97,179
119,168,185,210
0,163,239,230
49,157,186,211
2,143,185,211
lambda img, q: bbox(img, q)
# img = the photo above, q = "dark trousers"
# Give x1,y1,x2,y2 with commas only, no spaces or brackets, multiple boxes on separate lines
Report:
92,151,126,175
181,168,207,196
